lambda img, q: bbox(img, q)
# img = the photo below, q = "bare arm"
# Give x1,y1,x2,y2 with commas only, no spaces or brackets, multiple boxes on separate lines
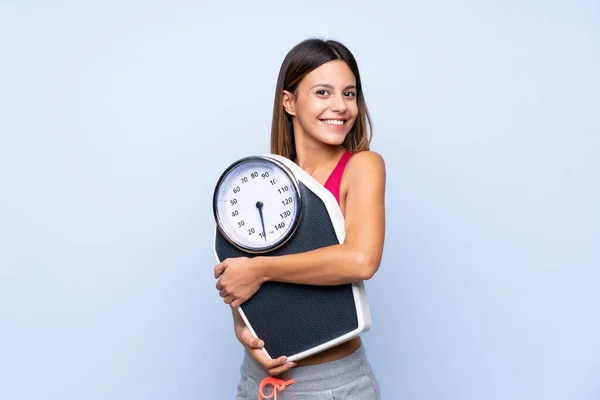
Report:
256,151,385,284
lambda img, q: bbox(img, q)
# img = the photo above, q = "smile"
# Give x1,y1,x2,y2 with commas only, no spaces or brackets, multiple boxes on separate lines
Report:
320,119,345,126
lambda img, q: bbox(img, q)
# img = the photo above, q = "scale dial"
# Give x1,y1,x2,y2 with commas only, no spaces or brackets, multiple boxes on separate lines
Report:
213,156,302,253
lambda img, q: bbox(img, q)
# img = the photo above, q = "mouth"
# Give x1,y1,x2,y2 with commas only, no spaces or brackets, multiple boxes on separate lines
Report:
319,119,346,128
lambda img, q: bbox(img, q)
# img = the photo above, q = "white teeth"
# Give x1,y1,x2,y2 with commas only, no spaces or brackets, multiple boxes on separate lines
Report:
322,119,344,126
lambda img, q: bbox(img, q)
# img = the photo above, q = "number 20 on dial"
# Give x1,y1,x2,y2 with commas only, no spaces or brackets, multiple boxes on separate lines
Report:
213,156,302,253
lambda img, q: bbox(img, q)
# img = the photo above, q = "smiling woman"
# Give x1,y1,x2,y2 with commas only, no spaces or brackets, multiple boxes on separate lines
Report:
214,38,385,400
270,39,373,164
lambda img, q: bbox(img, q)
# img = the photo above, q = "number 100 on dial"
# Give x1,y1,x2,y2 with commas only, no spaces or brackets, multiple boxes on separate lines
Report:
213,156,302,253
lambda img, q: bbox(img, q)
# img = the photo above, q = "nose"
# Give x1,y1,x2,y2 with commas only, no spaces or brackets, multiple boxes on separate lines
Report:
330,93,347,113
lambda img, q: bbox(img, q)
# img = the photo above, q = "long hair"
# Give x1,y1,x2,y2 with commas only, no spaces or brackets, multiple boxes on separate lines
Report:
270,38,373,160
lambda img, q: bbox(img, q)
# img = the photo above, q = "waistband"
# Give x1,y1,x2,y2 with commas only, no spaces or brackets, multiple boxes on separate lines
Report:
241,344,372,392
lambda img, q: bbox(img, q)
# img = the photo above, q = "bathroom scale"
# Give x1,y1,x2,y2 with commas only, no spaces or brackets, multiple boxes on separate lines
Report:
212,154,371,362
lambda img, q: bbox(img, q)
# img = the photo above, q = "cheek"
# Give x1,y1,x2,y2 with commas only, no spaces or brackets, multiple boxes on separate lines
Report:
308,99,328,115
347,103,359,123
295,97,314,115
299,102,325,123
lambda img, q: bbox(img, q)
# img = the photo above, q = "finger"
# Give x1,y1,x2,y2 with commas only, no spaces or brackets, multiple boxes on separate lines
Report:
219,289,227,298
214,261,226,278
250,351,295,375
223,295,235,305
215,280,223,291
230,298,244,308
267,361,297,376
252,351,288,370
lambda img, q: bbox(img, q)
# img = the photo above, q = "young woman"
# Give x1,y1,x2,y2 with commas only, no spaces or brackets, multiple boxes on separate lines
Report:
214,38,386,399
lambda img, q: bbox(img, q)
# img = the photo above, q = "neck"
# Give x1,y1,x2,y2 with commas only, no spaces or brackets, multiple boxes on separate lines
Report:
293,132,346,177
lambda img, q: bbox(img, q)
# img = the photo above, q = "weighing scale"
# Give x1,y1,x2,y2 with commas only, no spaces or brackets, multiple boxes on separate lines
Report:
212,154,370,362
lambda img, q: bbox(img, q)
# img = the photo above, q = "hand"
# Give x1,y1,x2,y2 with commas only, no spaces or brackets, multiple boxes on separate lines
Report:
234,312,296,376
214,257,265,307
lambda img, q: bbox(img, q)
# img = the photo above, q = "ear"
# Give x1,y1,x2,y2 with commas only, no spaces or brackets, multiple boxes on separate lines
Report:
281,90,296,116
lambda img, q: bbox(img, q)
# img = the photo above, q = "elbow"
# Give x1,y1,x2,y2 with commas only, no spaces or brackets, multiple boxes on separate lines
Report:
354,252,380,281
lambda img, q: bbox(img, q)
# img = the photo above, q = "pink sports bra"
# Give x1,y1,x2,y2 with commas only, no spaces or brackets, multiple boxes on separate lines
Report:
323,151,353,205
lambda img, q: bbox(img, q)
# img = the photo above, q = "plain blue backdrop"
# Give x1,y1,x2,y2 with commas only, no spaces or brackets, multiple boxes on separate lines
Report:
1,1,599,399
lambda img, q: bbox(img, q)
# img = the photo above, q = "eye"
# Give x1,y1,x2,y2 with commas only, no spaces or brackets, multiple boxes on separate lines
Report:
316,89,330,96
344,91,357,98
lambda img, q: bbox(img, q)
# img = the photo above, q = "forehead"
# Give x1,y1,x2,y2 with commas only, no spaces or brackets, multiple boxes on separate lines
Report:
301,60,356,87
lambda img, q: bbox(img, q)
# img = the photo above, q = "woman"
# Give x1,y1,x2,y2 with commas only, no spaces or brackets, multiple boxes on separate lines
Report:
214,38,386,399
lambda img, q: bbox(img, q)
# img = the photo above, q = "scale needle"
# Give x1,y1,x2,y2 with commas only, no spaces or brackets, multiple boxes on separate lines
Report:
256,201,267,241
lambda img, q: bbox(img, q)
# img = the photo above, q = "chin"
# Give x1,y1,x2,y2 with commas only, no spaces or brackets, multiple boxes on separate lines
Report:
316,137,344,147
319,131,349,146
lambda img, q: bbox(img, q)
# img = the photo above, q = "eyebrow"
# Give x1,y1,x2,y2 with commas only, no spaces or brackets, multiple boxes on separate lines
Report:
309,83,357,91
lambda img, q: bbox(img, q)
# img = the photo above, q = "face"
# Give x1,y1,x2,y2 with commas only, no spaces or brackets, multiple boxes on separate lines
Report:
282,60,359,147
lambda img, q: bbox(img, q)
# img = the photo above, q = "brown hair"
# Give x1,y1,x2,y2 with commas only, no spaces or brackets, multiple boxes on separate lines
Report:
270,38,373,160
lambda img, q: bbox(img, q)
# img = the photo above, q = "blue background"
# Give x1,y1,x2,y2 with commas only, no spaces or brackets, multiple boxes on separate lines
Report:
1,1,598,399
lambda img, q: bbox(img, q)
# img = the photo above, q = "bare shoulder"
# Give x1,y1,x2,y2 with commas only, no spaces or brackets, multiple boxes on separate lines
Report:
346,150,386,178
340,151,385,214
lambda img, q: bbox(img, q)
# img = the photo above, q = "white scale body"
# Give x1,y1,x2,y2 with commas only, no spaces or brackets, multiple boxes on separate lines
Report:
213,154,371,362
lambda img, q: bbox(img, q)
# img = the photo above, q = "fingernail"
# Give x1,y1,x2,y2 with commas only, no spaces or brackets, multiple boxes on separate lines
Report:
258,340,264,347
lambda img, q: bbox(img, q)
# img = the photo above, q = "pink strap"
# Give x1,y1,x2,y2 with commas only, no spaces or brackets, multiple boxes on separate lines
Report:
323,151,353,205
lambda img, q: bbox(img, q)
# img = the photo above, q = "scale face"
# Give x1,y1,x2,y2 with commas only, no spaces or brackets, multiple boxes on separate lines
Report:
213,156,302,254
213,154,371,362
